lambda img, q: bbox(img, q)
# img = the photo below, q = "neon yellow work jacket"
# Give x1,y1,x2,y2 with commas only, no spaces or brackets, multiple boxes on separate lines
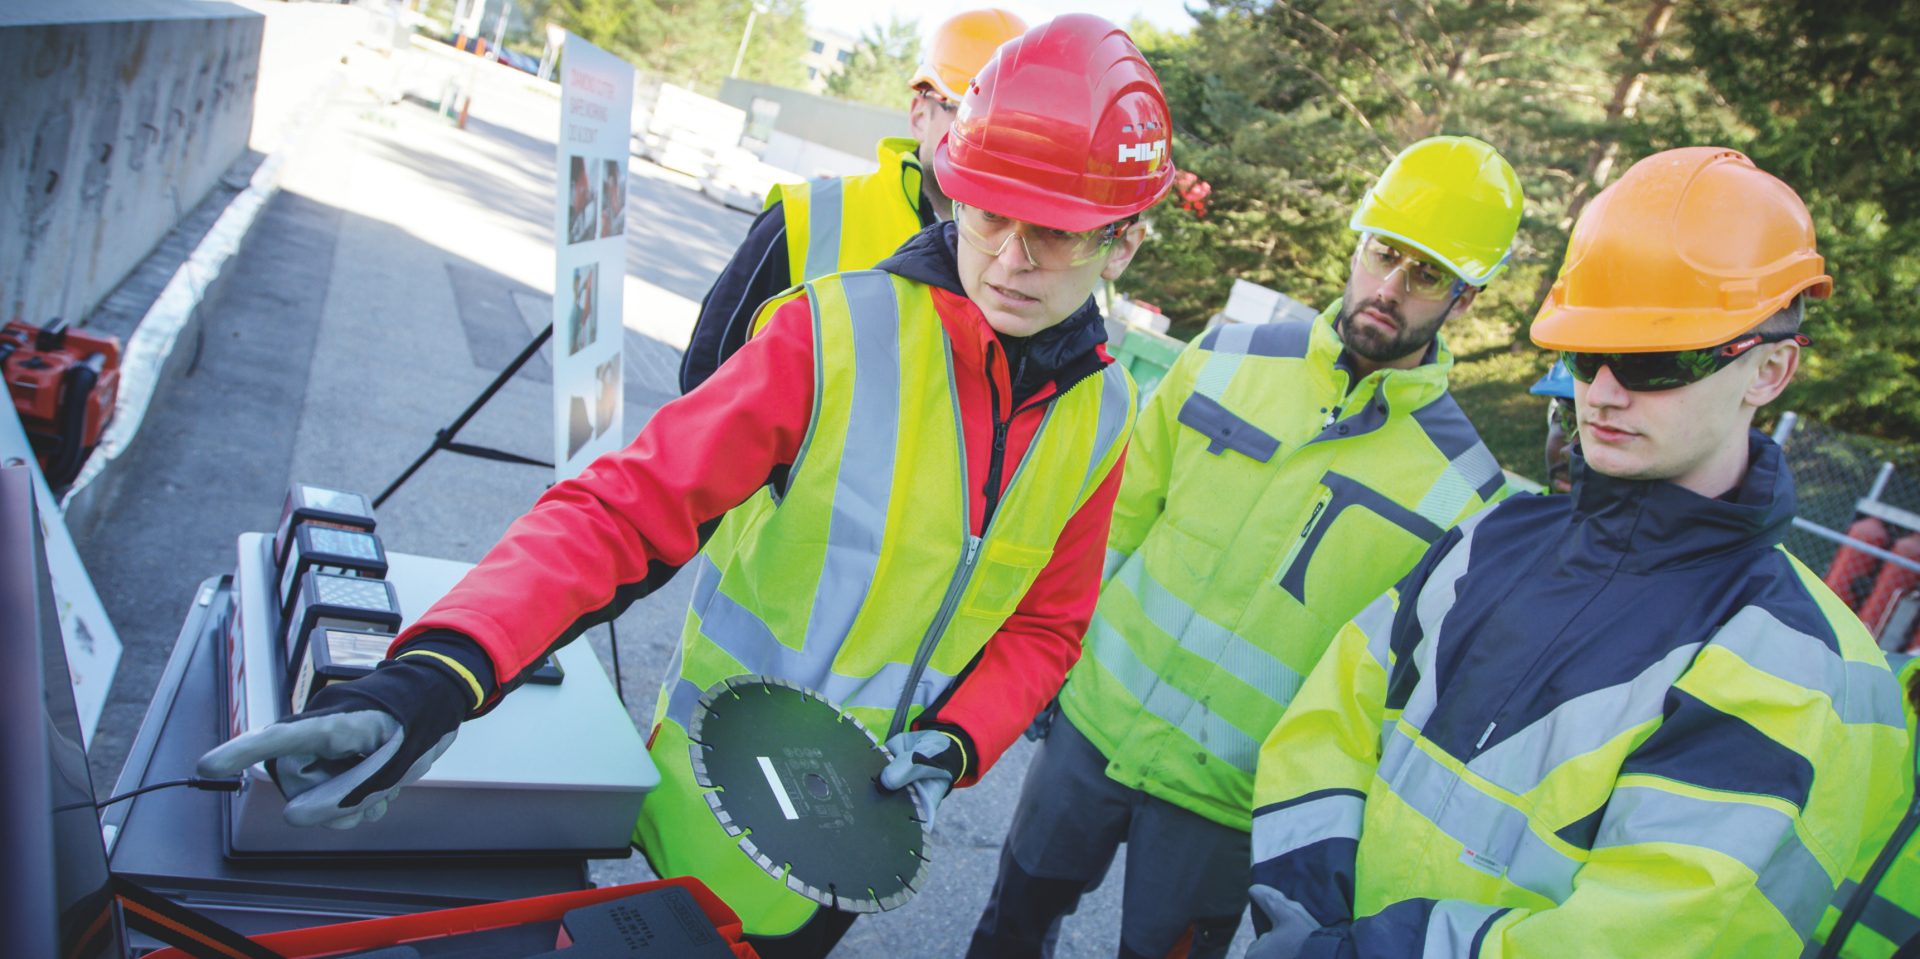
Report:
1808,653,1920,957
1248,442,1909,957
767,137,929,285
1059,302,1506,830
634,269,1135,937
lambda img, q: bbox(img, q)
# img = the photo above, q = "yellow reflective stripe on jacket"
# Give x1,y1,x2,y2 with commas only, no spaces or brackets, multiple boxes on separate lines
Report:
1250,506,1909,959
769,136,926,284
1062,301,1501,831
633,269,1133,937
1809,654,1920,958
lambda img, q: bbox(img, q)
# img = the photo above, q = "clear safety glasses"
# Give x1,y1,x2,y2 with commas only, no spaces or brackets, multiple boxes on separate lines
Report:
953,202,1125,271
1560,331,1811,392
917,88,958,116
1352,234,1467,301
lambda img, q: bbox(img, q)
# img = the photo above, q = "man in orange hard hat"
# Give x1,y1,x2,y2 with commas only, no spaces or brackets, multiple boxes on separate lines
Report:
1244,147,1905,958
679,8,1027,392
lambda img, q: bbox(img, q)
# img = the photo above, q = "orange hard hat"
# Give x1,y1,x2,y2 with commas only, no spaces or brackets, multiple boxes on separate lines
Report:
1531,147,1833,353
909,9,1029,102
935,13,1174,231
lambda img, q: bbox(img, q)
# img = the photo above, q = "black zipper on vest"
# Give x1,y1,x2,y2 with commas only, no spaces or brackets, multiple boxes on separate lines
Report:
983,342,1012,530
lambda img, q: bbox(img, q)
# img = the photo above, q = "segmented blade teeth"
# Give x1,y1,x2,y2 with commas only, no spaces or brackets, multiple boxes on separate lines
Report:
689,744,713,787
703,790,743,836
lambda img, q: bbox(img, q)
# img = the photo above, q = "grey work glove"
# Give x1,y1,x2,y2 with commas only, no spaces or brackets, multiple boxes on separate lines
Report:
197,655,471,829
879,729,968,831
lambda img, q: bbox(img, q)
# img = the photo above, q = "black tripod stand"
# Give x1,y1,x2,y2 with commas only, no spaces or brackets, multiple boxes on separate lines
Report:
369,323,631,704
373,325,553,509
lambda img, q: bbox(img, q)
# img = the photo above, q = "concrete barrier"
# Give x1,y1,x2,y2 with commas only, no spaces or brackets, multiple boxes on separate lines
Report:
0,1,263,330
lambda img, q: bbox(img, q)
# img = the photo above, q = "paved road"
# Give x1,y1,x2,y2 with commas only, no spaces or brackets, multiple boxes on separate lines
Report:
74,17,1254,956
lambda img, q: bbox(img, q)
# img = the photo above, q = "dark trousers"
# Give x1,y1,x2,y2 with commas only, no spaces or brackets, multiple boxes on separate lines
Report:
968,715,1249,959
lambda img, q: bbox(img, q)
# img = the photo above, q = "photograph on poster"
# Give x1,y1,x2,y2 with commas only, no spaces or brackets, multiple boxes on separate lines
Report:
567,155,598,245
567,262,598,356
599,159,627,239
593,356,620,438
567,394,592,459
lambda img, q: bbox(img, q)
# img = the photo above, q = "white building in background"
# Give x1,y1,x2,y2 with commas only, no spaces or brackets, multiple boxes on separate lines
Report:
800,27,857,93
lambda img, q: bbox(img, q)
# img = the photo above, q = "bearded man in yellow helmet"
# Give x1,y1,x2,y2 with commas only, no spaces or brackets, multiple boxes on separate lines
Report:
967,136,1522,959
679,8,1026,392
1245,147,1906,958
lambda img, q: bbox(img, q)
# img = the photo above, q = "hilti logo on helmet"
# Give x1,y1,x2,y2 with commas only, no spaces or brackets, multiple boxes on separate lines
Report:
1118,140,1166,165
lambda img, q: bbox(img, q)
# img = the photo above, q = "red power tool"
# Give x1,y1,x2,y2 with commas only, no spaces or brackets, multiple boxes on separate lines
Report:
0,319,121,489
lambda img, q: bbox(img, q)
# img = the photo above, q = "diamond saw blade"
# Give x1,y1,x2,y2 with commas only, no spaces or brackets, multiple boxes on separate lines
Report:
689,676,930,913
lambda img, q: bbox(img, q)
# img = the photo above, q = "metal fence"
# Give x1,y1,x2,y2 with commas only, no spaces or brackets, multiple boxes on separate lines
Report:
1773,412,1920,648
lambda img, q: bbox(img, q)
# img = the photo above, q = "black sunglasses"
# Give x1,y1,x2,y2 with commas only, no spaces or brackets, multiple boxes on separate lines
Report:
1560,331,1810,392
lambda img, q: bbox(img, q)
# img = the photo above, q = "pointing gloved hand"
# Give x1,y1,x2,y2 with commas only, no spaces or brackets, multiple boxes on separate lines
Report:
879,727,972,830
196,653,478,829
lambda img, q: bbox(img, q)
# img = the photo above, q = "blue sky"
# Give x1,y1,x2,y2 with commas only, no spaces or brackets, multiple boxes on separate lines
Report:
805,1,1197,42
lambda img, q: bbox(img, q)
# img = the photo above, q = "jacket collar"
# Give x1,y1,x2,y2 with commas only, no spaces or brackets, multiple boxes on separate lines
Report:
877,222,1110,404
1311,299,1455,412
1567,430,1796,573
876,136,935,228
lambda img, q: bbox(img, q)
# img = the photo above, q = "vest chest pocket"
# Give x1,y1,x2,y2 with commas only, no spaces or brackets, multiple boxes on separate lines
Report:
959,539,1056,623
1177,393,1279,463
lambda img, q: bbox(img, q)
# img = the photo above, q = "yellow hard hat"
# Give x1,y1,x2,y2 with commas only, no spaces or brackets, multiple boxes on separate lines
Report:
909,9,1029,102
1350,136,1525,287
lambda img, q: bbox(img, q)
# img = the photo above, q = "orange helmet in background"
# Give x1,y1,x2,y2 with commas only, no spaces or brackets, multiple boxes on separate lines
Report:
909,9,1029,102
935,13,1175,231
1531,147,1832,353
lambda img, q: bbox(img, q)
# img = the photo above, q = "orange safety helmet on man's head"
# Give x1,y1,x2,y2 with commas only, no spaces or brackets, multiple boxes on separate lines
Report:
934,13,1176,232
909,9,1028,102
1531,147,1832,353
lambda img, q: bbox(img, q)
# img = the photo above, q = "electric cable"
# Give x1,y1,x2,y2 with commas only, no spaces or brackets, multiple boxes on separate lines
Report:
58,776,242,813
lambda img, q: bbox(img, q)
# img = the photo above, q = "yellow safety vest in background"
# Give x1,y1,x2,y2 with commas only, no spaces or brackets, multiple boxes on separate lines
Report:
768,137,929,284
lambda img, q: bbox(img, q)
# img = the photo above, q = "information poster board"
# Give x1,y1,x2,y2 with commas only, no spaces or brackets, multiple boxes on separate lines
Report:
0,402,121,745
553,33,634,480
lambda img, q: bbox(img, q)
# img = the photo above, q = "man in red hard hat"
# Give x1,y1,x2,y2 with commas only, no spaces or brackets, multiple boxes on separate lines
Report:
678,8,1027,393
200,14,1173,959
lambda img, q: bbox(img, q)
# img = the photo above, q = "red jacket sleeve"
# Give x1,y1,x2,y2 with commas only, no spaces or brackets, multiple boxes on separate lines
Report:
392,299,817,691
927,448,1127,785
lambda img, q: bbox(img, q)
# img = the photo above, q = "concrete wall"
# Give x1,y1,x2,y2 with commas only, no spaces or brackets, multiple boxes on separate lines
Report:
0,1,262,329
718,77,906,162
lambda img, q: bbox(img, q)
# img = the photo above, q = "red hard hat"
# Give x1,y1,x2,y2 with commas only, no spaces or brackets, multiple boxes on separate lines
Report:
934,13,1175,232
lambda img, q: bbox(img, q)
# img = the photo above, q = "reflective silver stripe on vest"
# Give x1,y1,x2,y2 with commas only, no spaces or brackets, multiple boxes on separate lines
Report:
1084,611,1262,773
1422,900,1507,959
1379,730,1581,904
802,272,901,652
1194,350,1244,401
1400,512,1491,730
1466,641,1704,797
1596,785,1832,932
1415,442,1503,528
803,178,844,281
668,553,958,725
1253,790,1364,864
1205,319,1314,359
1353,591,1396,672
1113,557,1306,709
1082,362,1132,495
1714,606,1907,729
